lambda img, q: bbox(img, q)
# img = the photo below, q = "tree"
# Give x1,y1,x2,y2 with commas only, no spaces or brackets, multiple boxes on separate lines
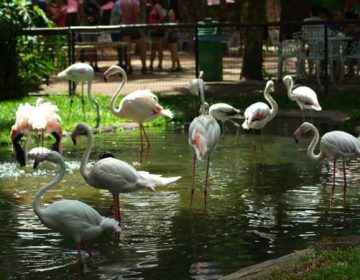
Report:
241,0,266,80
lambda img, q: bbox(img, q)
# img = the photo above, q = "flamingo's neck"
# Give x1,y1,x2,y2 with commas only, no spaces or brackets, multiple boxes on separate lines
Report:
307,124,323,161
264,88,278,121
285,79,296,101
79,125,93,182
109,69,127,116
33,159,65,217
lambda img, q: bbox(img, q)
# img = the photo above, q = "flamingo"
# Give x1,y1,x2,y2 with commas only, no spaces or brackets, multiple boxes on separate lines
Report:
57,62,100,128
242,80,278,147
33,151,121,266
71,122,181,223
10,98,62,166
283,75,322,121
209,103,243,138
188,78,221,209
294,122,360,207
103,65,174,164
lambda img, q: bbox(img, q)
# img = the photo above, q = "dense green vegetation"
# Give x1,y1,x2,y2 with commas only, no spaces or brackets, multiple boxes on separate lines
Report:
263,247,360,280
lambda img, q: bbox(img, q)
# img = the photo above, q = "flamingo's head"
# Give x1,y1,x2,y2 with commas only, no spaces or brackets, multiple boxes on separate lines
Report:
199,102,209,115
293,122,313,143
96,151,115,162
266,80,275,93
10,127,26,167
103,65,126,82
71,122,89,145
282,75,293,88
33,151,61,169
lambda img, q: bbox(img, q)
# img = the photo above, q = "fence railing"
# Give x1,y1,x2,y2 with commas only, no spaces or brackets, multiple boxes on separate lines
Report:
15,19,360,96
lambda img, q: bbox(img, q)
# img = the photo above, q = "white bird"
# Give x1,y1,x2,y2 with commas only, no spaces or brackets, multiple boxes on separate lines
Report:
188,78,221,209
294,122,360,207
209,103,243,137
71,122,181,223
57,62,100,128
103,65,174,164
283,75,322,121
33,151,121,265
242,80,278,147
10,98,62,166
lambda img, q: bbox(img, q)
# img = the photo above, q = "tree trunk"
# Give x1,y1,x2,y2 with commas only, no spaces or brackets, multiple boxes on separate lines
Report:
177,0,207,23
241,0,266,80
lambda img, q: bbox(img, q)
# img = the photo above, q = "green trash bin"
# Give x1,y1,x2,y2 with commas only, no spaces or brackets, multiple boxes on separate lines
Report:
197,18,223,81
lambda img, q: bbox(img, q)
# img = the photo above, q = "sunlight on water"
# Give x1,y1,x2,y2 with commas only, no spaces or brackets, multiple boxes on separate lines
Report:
1,123,360,279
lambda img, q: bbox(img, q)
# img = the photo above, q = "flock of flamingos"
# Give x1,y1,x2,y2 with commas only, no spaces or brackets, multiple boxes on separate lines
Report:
9,62,360,267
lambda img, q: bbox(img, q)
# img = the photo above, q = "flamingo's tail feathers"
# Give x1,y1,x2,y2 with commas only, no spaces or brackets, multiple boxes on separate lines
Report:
242,120,250,130
138,171,181,187
160,109,174,119
312,104,322,111
100,217,121,232
57,70,67,78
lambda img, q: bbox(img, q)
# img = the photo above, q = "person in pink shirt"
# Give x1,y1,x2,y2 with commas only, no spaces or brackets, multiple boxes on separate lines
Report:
120,0,148,74
46,0,68,27
66,0,78,25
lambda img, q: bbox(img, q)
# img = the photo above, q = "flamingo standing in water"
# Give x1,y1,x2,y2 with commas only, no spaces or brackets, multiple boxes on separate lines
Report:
71,122,181,223
10,98,62,166
103,65,174,164
283,75,322,121
33,151,121,266
294,122,360,207
57,62,100,128
242,80,278,148
188,78,221,209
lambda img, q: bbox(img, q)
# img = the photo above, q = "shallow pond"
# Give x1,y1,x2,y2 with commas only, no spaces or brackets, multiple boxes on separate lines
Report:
1,119,360,279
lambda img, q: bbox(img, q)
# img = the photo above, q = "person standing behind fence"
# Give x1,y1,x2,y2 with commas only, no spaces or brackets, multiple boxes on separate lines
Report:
120,0,148,74
167,8,182,72
148,0,165,72
78,0,101,71
66,0,78,25
110,0,128,71
45,0,68,27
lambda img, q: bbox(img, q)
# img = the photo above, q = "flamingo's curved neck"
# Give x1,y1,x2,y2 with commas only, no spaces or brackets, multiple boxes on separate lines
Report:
285,78,296,101
109,68,127,116
79,125,93,182
307,124,323,161
33,159,65,217
264,87,278,121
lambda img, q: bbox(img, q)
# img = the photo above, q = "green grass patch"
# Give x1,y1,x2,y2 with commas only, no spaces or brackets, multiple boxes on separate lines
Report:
262,247,360,280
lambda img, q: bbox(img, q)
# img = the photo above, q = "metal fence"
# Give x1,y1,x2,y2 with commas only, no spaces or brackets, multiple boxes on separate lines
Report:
18,19,360,96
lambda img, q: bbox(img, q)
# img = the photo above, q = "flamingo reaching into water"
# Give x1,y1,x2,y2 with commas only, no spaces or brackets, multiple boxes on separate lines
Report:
33,151,121,266
10,98,62,166
71,122,181,223
103,65,174,164
57,62,100,128
188,78,221,209
242,80,278,147
283,75,322,121
294,122,360,207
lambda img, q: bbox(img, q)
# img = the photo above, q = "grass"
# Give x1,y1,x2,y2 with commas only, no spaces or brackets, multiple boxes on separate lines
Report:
1,86,360,145
262,246,360,280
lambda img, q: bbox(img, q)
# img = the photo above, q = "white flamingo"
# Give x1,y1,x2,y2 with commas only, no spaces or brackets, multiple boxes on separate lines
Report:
209,103,243,138
103,65,174,164
188,78,221,209
33,151,120,266
283,75,322,121
57,62,100,128
242,80,278,147
71,122,181,223
294,122,360,207
10,98,62,166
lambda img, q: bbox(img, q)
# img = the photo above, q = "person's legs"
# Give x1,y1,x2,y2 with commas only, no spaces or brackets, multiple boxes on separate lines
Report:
134,36,147,73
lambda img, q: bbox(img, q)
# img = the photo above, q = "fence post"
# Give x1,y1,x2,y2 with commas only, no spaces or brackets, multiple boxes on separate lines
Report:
195,25,199,79
67,28,75,96
324,23,328,96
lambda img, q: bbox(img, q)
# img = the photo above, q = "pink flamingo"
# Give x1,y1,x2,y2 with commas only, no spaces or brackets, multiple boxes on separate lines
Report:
294,122,360,207
103,65,174,164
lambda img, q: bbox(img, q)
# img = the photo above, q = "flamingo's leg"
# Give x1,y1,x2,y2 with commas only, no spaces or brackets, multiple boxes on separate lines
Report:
139,124,144,164
331,159,336,207
68,92,75,121
190,154,196,208
260,129,264,151
81,241,93,258
141,124,151,163
113,194,121,222
76,243,84,274
343,161,347,208
204,154,211,210
81,83,86,122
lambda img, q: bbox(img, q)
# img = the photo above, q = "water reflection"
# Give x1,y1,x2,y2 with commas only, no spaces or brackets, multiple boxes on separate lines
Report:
1,122,360,279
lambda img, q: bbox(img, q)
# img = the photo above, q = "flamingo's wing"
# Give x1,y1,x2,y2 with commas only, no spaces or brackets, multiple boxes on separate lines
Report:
242,102,270,129
88,157,146,193
293,86,321,110
322,131,360,159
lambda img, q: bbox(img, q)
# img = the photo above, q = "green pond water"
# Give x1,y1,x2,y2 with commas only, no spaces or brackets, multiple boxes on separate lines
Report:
1,119,360,279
